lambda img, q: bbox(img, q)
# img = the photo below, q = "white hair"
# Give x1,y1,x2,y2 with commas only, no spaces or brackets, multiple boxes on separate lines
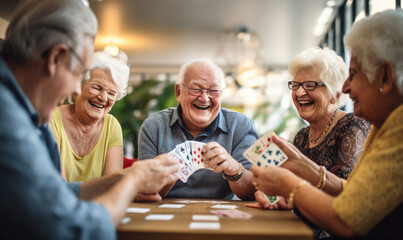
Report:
177,58,226,88
289,46,349,108
85,51,130,100
344,9,403,96
3,0,97,69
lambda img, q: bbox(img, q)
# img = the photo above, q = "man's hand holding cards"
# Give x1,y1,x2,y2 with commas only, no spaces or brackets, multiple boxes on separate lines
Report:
168,140,206,183
243,131,288,205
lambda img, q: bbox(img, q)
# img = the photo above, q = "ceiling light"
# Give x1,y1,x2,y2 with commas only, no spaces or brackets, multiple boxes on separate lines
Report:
104,44,120,57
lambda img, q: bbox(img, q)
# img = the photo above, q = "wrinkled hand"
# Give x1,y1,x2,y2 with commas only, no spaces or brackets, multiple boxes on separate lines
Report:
250,165,296,197
254,190,291,210
202,141,239,176
272,135,311,174
133,192,162,202
127,154,179,194
272,135,320,182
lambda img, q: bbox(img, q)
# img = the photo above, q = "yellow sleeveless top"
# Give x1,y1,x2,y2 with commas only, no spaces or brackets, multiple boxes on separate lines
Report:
50,107,123,182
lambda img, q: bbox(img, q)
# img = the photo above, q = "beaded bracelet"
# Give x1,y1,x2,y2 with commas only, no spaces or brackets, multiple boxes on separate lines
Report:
288,180,309,209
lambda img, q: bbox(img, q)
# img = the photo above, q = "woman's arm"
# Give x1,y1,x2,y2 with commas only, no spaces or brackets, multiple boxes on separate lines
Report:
103,146,123,176
251,165,357,237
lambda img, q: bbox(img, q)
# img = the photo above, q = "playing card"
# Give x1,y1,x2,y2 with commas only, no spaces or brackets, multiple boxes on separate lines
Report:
243,140,265,164
168,149,193,182
256,142,288,167
175,143,192,169
258,130,275,148
210,209,252,219
266,195,280,205
190,141,205,170
189,222,221,230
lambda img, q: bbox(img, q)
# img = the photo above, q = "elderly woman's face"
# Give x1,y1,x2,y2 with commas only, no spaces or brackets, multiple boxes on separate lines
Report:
342,58,378,122
75,68,118,121
291,67,333,123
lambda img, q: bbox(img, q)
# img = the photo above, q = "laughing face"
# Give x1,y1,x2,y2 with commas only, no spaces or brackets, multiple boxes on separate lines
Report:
291,67,333,123
342,57,378,122
75,68,118,121
176,62,222,133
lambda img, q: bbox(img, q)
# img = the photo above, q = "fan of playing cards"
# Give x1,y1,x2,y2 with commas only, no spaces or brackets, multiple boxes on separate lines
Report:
168,140,206,183
243,131,288,167
243,131,289,205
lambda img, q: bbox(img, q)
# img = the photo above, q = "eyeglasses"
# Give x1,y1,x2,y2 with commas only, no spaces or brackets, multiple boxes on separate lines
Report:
288,81,326,91
68,47,84,65
181,84,223,98
88,83,120,100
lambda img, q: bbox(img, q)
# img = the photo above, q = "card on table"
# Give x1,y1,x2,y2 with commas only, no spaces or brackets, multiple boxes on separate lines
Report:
189,222,221,230
126,207,150,213
192,215,220,221
145,214,174,221
210,209,252,219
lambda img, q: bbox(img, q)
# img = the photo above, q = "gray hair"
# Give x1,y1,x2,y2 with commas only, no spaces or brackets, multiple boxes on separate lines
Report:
177,58,226,88
344,9,403,96
3,0,97,69
289,47,349,108
84,51,130,100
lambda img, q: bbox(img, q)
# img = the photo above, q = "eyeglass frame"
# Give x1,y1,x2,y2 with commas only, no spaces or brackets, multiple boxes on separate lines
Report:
41,45,88,79
87,82,120,100
287,81,326,91
181,83,223,98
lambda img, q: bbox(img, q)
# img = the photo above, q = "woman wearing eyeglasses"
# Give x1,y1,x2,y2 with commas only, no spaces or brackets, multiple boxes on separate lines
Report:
50,50,129,182
288,47,371,181
255,47,370,238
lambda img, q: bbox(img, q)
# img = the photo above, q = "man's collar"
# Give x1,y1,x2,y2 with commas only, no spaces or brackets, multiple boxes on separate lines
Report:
0,56,40,126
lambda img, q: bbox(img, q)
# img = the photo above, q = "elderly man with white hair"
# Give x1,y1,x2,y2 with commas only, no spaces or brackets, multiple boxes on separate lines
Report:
139,58,258,200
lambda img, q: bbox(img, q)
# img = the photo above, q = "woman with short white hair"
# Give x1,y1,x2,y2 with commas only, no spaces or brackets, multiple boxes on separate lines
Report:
289,47,370,179
51,50,129,182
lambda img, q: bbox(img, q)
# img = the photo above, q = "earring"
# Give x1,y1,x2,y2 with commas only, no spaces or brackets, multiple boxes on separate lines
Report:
380,87,383,92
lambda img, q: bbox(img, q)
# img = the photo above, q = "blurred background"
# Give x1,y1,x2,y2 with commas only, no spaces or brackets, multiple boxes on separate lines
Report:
0,0,399,157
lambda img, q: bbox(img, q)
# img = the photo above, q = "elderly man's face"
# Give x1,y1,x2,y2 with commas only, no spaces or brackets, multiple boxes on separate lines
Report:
42,36,94,125
176,62,222,132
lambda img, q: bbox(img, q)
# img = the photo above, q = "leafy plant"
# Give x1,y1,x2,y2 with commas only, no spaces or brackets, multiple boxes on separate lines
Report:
110,80,177,157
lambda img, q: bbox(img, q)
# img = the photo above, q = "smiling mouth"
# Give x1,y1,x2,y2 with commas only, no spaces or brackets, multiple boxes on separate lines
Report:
351,97,358,104
89,101,104,109
298,100,314,107
193,103,210,110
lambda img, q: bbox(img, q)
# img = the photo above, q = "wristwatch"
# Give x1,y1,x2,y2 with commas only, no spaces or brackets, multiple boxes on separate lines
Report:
222,162,244,182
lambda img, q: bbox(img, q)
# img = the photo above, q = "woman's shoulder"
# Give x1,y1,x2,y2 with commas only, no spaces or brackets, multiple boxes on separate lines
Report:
334,112,371,133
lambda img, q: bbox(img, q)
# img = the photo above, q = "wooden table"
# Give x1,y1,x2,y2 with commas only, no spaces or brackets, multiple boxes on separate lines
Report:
117,198,312,240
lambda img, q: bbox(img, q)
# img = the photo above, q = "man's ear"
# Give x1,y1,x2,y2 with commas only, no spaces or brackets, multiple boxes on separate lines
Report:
44,44,69,77
380,62,395,95
175,84,181,99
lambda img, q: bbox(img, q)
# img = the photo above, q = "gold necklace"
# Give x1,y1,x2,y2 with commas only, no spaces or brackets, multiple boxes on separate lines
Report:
309,109,339,144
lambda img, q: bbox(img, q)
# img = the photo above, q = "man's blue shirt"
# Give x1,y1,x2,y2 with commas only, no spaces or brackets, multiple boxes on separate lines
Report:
0,56,115,239
138,105,258,199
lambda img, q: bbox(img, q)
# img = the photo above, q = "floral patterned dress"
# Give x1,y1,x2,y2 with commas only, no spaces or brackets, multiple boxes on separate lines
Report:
293,113,371,179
